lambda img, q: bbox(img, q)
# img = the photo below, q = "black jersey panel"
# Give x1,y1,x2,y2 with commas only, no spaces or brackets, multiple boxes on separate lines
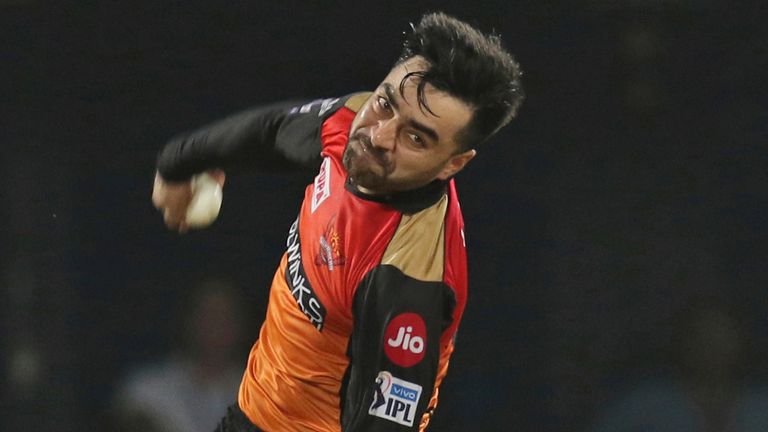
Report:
340,265,456,431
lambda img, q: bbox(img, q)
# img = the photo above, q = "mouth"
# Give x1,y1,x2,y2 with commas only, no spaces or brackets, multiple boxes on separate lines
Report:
359,135,373,153
352,131,372,153
351,132,388,169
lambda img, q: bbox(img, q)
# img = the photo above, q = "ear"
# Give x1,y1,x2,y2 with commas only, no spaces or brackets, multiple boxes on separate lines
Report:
437,149,477,180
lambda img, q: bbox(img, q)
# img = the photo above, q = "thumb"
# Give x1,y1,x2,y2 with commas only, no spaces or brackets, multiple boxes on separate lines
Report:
208,169,226,187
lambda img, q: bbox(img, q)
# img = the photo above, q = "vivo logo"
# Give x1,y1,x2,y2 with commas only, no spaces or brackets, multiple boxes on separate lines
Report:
390,384,418,402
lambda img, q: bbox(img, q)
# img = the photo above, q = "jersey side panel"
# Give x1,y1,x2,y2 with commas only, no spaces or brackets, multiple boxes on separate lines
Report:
239,254,349,431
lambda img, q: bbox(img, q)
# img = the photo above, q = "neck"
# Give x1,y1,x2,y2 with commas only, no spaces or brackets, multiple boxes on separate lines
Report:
345,177,449,214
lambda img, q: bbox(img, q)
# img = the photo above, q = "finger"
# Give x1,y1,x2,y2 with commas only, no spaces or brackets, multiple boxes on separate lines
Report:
152,172,166,209
209,169,226,187
163,208,183,230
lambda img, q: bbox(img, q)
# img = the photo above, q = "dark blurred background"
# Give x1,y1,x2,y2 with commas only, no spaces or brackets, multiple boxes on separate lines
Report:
2,1,766,431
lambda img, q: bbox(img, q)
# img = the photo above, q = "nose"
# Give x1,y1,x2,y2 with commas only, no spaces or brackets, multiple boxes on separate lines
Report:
370,119,396,151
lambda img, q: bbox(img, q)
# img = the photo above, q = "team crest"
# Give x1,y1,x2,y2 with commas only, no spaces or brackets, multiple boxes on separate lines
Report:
315,216,346,271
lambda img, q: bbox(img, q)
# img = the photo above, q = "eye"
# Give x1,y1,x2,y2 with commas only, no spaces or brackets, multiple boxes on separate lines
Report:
408,133,425,147
376,96,391,112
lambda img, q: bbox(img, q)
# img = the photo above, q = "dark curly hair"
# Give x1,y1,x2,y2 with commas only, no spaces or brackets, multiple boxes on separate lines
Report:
398,12,525,151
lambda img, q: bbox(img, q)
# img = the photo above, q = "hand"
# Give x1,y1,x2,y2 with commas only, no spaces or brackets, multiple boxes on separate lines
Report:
152,170,226,233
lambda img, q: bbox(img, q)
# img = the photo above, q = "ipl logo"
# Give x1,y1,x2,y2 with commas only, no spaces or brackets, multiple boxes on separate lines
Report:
369,371,423,427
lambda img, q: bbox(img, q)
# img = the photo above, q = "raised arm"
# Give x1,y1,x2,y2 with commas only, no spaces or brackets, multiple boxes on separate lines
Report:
157,100,327,181
152,98,335,231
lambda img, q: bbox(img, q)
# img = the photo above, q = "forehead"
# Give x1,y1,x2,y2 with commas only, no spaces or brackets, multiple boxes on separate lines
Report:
379,57,473,144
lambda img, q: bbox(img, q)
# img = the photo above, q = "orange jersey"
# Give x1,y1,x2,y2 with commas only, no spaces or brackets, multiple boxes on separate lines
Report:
159,94,468,431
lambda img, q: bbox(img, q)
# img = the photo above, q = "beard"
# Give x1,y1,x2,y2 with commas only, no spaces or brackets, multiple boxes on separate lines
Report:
342,132,394,191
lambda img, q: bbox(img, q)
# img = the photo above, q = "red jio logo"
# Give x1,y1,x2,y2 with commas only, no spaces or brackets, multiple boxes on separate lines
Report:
384,313,427,367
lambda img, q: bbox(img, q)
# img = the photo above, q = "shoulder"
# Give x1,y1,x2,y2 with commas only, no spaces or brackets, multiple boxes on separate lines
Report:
317,92,371,156
319,92,372,124
341,92,371,114
280,92,371,144
286,92,371,121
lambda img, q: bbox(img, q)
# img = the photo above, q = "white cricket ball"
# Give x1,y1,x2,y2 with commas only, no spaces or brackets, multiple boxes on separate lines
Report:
185,172,223,229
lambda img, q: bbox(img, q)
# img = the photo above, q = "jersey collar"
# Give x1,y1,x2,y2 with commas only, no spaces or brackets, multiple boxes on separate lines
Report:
344,177,448,214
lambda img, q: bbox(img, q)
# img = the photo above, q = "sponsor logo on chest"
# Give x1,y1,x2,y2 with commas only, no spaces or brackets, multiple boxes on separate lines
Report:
383,313,427,367
285,218,326,331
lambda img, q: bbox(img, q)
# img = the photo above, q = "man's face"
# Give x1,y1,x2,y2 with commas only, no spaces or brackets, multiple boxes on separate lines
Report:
343,56,476,194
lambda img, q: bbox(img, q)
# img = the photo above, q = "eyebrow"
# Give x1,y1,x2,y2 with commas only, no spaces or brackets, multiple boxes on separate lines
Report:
383,83,440,143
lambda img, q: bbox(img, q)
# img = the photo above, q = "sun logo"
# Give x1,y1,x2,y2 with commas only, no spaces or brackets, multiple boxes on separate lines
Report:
315,217,346,271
